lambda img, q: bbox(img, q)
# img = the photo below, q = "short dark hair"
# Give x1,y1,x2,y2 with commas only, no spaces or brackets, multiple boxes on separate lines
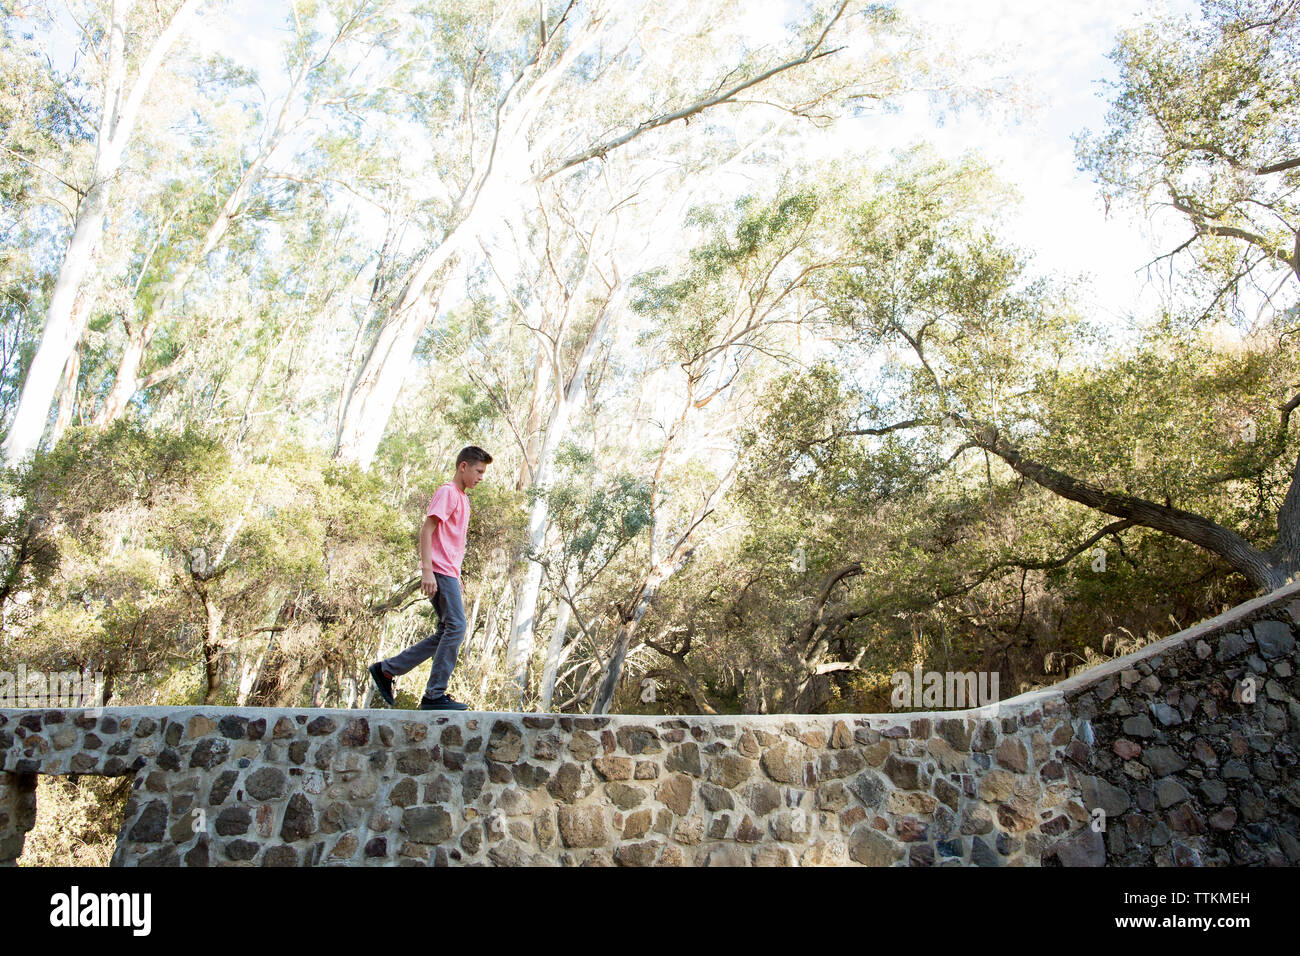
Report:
456,445,493,467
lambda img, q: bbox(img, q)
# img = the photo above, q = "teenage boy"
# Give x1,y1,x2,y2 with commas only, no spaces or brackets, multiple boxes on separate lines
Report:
369,446,492,710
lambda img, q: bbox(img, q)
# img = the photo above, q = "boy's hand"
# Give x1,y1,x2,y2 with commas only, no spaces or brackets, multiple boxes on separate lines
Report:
421,574,438,597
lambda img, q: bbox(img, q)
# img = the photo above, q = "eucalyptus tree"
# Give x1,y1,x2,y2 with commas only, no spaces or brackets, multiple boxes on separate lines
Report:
475,152,679,706
580,180,858,713
445,0,943,705
330,0,936,472
0,12,90,432
492,189,629,704
477,176,844,711
89,0,404,431
527,447,653,711
2,0,202,467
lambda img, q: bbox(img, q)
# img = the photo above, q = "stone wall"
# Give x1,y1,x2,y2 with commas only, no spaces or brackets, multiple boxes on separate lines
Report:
1039,591,1300,866
2,580,1298,867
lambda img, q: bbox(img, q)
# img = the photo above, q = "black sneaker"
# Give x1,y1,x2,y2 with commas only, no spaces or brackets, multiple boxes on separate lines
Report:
368,662,396,706
419,693,469,711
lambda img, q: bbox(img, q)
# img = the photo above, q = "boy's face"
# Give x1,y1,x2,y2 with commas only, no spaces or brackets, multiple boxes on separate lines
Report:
460,460,488,489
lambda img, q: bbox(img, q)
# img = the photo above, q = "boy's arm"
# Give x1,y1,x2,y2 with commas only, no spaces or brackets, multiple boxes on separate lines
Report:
419,514,440,596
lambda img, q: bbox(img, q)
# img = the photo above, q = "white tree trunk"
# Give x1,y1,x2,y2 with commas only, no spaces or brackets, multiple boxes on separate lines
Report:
334,243,460,469
465,575,485,655
3,178,112,464
329,28,578,469
236,648,265,707
94,322,148,426
516,337,552,490
332,245,498,469
504,288,620,701
50,344,81,448
1,0,200,465
505,507,549,700
539,570,574,712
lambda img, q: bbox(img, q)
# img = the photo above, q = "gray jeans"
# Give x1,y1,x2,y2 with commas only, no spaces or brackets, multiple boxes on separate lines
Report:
382,573,467,701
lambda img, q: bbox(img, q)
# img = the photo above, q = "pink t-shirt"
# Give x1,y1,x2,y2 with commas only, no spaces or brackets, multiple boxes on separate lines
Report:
425,482,469,578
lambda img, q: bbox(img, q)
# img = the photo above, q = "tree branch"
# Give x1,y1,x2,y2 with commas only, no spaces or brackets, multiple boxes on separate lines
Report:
952,411,1282,590
536,1,849,181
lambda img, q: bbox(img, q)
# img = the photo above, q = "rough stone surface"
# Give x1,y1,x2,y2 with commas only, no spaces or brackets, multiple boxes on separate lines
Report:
557,805,607,848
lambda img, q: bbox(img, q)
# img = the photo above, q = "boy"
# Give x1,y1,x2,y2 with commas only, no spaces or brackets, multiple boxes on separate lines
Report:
369,445,492,710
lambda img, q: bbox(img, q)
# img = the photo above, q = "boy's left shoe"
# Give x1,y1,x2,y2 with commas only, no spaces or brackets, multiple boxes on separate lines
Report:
368,662,396,706
419,693,469,711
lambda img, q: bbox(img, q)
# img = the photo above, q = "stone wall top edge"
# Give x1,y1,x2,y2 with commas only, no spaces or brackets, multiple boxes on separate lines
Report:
0,703,1039,723
998,576,1300,707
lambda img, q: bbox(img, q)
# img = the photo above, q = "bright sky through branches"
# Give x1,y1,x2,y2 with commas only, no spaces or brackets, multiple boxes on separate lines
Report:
186,0,1206,336
27,0,1213,336
889,0,1201,327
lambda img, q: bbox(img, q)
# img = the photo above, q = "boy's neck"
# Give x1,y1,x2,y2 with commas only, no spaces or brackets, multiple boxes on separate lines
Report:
452,472,468,493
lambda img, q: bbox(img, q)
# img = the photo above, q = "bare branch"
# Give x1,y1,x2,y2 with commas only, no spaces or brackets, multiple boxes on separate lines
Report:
537,1,850,181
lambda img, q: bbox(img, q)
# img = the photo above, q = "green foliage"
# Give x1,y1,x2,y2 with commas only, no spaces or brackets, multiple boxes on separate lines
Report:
19,775,130,868
0,420,426,707
0,15,91,210
1077,0,1300,317
540,442,654,586
2,0,1298,733
631,186,823,363
682,146,1298,713
1034,317,1297,509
